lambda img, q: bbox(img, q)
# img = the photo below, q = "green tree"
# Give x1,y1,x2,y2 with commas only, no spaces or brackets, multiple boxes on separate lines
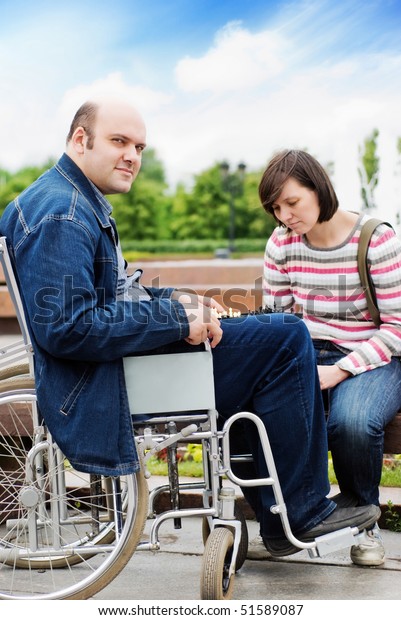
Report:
170,164,230,240
170,163,275,242
358,128,380,211
237,170,275,239
110,148,172,241
0,152,276,245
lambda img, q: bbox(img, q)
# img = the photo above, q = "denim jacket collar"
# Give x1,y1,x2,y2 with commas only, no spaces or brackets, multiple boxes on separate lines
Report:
55,153,112,230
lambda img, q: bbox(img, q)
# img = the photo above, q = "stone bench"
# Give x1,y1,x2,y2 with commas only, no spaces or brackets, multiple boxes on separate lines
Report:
383,412,401,454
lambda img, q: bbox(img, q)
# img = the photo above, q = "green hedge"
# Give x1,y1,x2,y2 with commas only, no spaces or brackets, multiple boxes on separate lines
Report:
121,238,267,254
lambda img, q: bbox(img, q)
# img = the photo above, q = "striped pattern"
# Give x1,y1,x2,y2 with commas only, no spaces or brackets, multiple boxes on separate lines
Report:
263,214,401,375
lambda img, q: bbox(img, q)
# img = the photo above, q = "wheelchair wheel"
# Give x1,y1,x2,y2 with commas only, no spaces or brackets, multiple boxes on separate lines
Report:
202,503,249,571
200,527,235,600
0,387,149,599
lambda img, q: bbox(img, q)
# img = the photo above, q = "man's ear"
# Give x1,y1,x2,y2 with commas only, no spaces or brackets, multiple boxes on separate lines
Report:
70,127,86,154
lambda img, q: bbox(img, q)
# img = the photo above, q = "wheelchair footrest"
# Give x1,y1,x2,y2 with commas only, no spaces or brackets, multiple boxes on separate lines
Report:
308,526,362,558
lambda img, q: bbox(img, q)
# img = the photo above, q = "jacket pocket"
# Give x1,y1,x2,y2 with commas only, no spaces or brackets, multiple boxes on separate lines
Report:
60,364,95,416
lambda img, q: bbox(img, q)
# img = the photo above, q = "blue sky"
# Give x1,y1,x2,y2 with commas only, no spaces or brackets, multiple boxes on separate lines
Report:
1,0,401,219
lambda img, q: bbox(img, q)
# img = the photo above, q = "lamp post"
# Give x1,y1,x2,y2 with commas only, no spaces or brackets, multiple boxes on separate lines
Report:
220,161,246,255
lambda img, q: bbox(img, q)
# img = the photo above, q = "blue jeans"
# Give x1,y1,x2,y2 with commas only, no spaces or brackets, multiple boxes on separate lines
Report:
210,314,335,538
314,340,401,506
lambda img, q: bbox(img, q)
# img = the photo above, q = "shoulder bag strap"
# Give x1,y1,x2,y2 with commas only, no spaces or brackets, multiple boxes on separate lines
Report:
357,218,391,328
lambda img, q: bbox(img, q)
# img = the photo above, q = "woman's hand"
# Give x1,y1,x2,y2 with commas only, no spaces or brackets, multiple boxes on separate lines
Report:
317,365,351,390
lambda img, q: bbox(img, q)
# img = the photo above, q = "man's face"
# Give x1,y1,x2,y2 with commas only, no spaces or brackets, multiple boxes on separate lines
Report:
79,102,147,195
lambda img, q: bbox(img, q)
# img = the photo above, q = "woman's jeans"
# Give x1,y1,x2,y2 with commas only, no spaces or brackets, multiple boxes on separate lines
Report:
314,340,401,506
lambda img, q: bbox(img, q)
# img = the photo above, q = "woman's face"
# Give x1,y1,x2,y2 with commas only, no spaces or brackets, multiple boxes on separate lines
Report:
271,177,320,234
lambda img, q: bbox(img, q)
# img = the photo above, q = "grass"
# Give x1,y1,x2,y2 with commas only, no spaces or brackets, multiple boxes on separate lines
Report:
380,468,401,487
124,251,262,262
146,455,204,478
328,452,401,487
146,450,401,532
147,451,401,487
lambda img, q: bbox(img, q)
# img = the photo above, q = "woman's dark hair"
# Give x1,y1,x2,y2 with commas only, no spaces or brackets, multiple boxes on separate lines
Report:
66,101,98,149
258,149,339,225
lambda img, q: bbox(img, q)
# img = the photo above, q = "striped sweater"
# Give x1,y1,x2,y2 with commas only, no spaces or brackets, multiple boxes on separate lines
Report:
263,213,401,375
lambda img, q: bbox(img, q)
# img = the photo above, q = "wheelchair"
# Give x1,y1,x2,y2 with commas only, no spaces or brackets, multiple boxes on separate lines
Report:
0,236,372,600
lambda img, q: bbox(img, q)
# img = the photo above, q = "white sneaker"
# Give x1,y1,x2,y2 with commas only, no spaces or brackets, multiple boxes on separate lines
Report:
247,535,272,560
350,524,385,566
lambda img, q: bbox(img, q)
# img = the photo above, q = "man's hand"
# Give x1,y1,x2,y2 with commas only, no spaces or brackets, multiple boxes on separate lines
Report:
317,365,351,390
173,292,223,348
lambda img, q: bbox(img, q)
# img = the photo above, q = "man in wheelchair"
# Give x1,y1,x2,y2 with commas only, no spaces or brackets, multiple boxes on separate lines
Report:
0,97,379,557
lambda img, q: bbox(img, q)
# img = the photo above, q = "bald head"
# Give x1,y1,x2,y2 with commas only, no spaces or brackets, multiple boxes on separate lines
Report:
65,98,147,195
66,98,145,148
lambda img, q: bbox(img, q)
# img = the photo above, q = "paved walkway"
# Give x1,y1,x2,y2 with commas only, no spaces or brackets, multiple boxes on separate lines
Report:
92,514,401,601
87,475,401,601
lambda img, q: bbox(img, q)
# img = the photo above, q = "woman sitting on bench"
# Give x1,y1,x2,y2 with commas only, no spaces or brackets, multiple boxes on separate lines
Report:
259,149,401,567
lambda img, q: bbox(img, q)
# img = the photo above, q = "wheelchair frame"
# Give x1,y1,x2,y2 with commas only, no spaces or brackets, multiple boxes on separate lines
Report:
0,236,370,600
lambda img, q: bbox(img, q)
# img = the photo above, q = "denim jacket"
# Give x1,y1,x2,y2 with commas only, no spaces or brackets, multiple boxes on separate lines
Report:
0,154,190,475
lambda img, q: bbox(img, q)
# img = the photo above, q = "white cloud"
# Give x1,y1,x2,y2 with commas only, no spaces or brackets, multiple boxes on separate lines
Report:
175,21,287,93
159,21,401,229
58,72,173,120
